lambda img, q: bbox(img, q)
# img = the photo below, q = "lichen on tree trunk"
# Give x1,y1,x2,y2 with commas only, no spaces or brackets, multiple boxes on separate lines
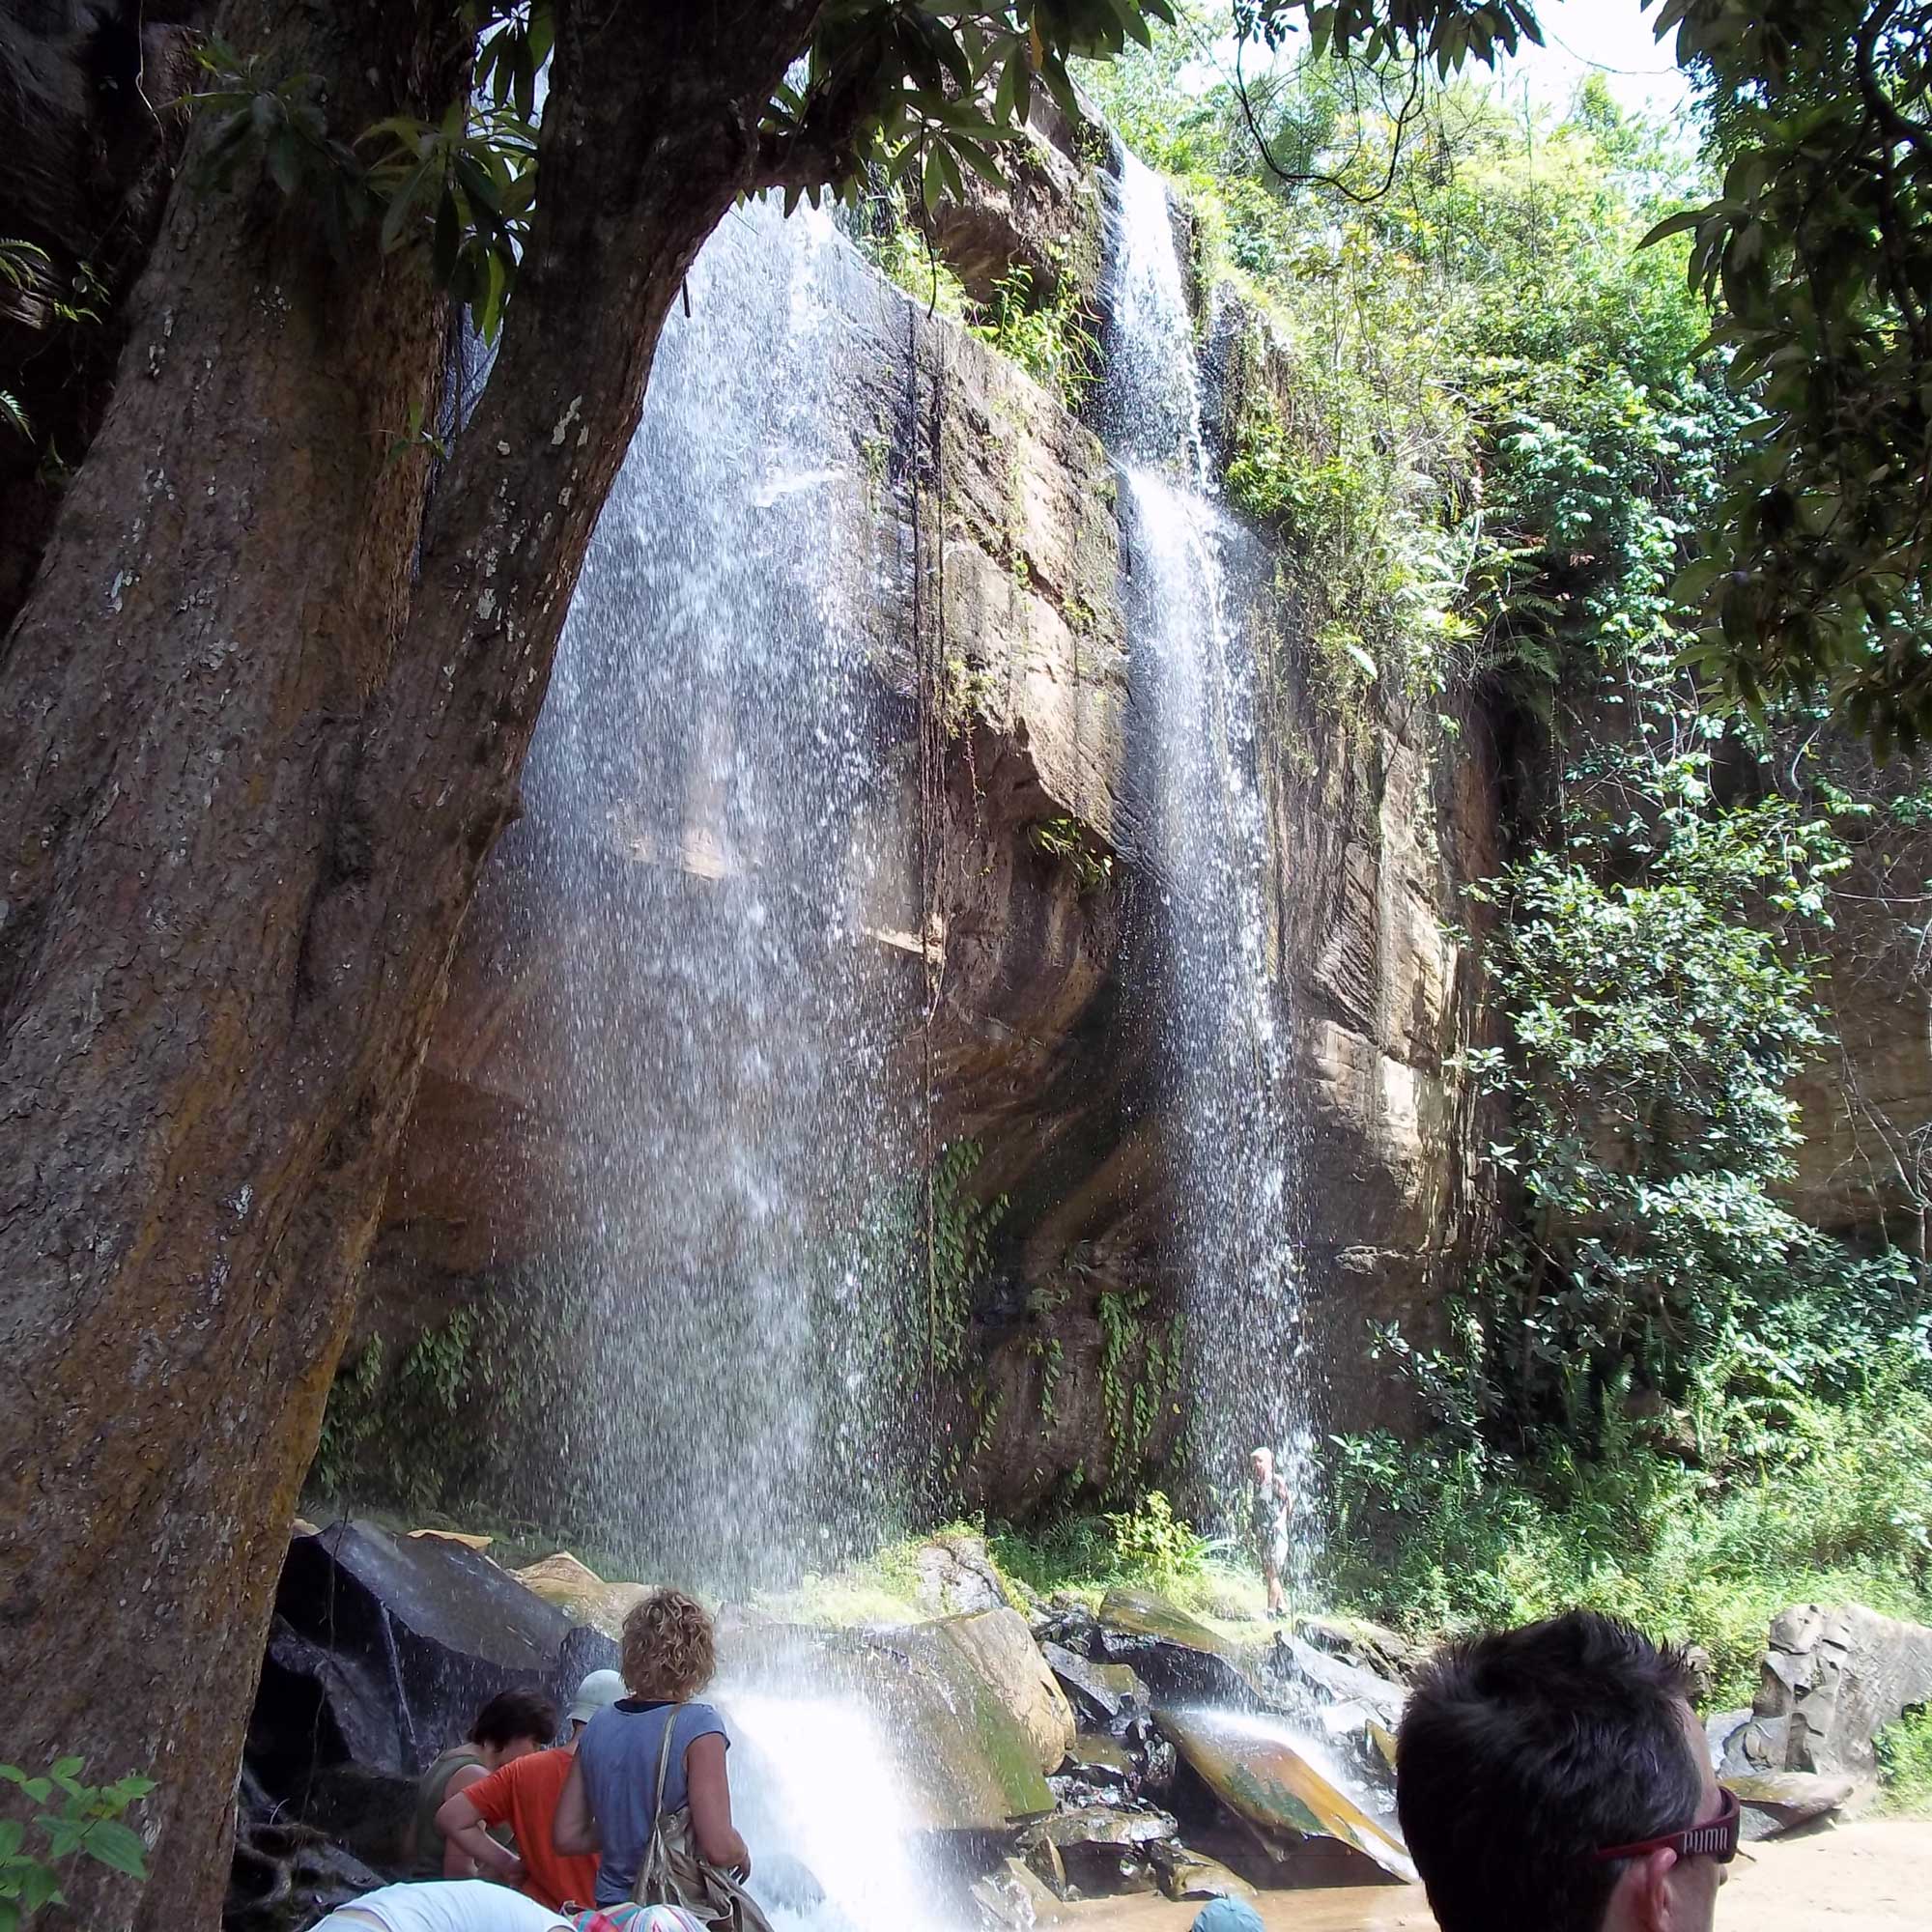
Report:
0,3,825,1922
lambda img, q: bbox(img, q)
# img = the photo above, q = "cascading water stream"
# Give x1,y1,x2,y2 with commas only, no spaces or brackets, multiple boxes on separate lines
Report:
1100,152,1316,1581
482,201,948,1932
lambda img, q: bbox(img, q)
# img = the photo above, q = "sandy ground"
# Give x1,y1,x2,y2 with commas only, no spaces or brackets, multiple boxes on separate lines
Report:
1063,1819,1932,1932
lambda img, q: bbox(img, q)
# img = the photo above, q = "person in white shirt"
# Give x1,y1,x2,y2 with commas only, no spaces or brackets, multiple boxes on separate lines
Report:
309,1882,708,1932
309,1880,571,1932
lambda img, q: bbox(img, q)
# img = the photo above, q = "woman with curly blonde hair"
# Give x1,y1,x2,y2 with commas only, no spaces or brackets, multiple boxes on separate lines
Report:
554,1590,753,1913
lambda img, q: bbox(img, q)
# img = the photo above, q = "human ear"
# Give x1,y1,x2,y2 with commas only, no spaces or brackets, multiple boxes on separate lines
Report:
1626,1848,1680,1931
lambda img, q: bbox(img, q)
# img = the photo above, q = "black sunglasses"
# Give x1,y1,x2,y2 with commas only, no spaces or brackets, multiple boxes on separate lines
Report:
1592,1786,1742,1866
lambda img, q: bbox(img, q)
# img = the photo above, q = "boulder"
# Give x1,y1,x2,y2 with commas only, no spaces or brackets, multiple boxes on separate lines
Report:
226,1809,388,1932
297,1763,419,1872
717,1621,1053,1831
1293,1614,1421,1684
270,1520,607,1775
1264,1632,1406,1731
1059,1732,1135,1786
1155,1705,1417,1886
1018,1802,1179,1897
1707,1707,1751,1772
1145,1840,1258,1904
409,1528,494,1551
1738,1604,1932,1786
1040,1641,1150,1728
1094,1590,1265,1709
1729,1772,1858,1841
512,1550,655,1637
972,1854,1067,1930
914,1531,1010,1616
932,1607,1077,1776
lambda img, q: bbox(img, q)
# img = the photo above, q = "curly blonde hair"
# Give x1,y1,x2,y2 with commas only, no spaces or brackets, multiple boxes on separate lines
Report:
620,1588,717,1701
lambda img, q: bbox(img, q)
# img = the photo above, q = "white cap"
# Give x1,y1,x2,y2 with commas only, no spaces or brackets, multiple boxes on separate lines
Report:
568,1667,626,1725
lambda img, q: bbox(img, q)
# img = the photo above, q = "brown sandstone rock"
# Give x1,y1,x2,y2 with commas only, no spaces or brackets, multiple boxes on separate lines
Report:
512,1551,655,1638
929,1606,1077,1776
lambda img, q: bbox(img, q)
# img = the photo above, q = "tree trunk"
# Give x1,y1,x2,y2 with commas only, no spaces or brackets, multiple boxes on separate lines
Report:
0,3,822,1922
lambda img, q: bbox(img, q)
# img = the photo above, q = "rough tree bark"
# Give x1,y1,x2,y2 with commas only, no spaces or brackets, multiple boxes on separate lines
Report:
0,2,825,1922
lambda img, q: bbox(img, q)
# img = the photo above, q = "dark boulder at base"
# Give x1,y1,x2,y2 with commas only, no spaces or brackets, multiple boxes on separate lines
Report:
265,1519,614,1779
233,1520,617,1924
1018,1802,1179,1897
228,1772,389,1932
1094,1590,1266,1709
1040,1640,1151,1728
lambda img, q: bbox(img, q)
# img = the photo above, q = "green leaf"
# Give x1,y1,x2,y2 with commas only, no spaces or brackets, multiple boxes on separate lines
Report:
16,1864,60,1914
1639,207,1707,249
76,1817,148,1880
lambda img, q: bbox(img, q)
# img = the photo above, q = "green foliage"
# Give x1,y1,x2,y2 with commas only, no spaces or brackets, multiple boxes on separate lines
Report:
990,1490,1211,1597
186,29,537,339
969,260,1101,412
310,1305,527,1515
923,1140,1009,1375
1027,814,1115,891
1324,1365,1932,1704
1235,1,1542,74
0,238,102,445
1647,1,1932,753
0,1761,154,1926
1876,1702,1932,1816
1102,1489,1211,1590
854,201,972,318
1097,1290,1183,1492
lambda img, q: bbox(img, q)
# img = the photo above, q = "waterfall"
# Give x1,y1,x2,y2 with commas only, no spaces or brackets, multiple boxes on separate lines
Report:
1100,153,1315,1580
494,200,918,1589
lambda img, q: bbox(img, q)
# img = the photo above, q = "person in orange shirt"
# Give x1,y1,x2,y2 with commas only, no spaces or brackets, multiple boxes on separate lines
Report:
438,1668,626,1912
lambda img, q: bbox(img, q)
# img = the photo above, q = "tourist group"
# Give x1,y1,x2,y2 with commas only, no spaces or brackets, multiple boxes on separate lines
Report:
316,1590,1735,1932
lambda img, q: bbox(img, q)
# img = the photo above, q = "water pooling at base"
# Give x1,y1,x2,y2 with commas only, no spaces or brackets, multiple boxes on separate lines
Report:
1099,152,1317,1581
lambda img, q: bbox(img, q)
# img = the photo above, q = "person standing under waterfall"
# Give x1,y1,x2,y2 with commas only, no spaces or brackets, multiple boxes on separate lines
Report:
1246,1445,1292,1621
553,1589,757,1919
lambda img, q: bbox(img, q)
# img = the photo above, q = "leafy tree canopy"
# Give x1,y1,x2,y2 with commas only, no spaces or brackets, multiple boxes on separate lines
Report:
173,0,1932,753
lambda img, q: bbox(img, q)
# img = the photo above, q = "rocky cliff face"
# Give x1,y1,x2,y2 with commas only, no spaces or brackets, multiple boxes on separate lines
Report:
9,37,1911,1578
343,128,1507,1523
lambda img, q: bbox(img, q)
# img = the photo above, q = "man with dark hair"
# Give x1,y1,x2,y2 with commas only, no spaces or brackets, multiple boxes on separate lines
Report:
1397,1609,1738,1932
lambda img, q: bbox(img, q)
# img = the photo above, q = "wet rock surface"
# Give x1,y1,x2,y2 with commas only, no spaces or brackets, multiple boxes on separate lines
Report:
1146,1838,1259,1903
1155,1705,1416,1886
936,1605,1078,1775
1041,1639,1154,1728
1729,1772,1860,1841
1020,1802,1180,1897
1092,1590,1269,1709
720,1620,1055,1831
